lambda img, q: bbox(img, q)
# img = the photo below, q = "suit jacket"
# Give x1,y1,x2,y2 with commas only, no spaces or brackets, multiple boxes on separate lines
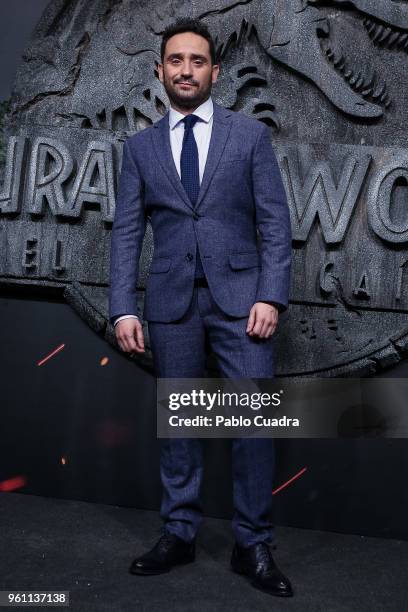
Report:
109,100,292,324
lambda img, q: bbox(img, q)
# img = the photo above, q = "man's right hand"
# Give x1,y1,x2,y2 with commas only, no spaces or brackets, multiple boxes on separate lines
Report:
115,318,145,354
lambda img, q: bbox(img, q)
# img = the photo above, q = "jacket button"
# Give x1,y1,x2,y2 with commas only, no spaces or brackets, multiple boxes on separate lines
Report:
193,212,199,220
186,253,194,261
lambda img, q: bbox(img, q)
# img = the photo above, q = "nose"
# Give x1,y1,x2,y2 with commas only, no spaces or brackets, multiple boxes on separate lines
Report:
180,61,193,76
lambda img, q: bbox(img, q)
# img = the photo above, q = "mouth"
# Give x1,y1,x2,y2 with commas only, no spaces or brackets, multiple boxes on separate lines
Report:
176,82,196,88
317,18,391,109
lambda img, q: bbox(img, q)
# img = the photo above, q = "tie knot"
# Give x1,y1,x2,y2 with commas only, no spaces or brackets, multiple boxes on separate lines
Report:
182,114,200,130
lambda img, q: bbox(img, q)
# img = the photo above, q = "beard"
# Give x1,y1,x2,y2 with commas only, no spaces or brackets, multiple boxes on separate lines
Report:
162,71,213,110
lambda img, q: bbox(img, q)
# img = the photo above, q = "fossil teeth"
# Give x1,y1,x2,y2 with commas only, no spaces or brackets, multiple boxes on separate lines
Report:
363,70,375,88
366,21,378,37
349,70,361,86
372,25,385,43
320,39,328,52
364,16,408,54
322,36,392,107
388,31,401,48
378,26,392,45
397,33,408,48
372,82,386,99
319,18,330,36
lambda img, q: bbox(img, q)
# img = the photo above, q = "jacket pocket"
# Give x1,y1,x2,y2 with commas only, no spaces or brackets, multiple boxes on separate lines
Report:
149,257,171,273
218,155,248,166
229,251,259,270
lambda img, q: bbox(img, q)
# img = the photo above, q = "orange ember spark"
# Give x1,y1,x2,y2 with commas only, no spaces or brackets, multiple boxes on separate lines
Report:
37,343,65,366
0,475,27,491
272,467,307,495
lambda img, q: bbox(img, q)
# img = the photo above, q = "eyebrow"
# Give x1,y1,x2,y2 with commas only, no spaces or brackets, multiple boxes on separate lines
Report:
166,53,208,61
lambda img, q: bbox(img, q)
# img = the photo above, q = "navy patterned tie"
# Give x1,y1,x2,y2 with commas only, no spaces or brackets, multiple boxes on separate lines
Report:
180,113,205,277
181,114,200,205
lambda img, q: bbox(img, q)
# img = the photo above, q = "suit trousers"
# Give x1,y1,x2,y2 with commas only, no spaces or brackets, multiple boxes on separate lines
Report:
148,284,276,547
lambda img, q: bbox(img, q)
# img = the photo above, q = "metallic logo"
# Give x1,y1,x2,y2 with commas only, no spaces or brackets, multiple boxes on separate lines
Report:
1,0,408,376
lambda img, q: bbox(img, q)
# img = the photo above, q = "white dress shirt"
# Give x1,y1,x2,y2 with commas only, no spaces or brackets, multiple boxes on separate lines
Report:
114,96,214,327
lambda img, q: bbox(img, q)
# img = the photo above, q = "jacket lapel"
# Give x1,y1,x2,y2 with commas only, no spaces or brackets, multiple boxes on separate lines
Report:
151,110,192,210
151,100,233,213
195,101,232,210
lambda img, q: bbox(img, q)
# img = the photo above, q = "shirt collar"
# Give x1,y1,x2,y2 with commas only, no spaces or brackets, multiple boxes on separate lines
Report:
169,95,214,130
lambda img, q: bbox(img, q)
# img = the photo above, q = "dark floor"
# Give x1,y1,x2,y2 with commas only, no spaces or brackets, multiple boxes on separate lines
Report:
1,492,407,611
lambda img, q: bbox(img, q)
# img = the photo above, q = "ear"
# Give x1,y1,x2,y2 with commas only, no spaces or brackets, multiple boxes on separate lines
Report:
157,63,164,83
211,64,220,84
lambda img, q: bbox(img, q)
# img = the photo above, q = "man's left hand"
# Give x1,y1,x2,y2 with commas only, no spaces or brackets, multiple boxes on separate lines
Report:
246,302,279,338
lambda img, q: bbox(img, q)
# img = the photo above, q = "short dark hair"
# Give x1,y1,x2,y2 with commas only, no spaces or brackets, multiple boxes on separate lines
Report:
160,18,217,65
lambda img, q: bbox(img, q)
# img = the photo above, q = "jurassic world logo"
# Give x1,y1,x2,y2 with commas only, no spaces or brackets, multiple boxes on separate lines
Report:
1,0,408,376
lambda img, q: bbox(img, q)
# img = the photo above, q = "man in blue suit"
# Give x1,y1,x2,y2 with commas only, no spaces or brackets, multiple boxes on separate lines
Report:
109,18,293,597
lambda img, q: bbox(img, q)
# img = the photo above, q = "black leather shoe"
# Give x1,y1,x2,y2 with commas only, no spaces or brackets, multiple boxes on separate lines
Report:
129,531,195,575
231,542,293,597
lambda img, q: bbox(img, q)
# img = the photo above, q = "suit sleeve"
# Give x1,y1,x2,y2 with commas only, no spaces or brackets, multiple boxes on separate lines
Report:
109,139,146,325
251,123,292,313
113,314,139,326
